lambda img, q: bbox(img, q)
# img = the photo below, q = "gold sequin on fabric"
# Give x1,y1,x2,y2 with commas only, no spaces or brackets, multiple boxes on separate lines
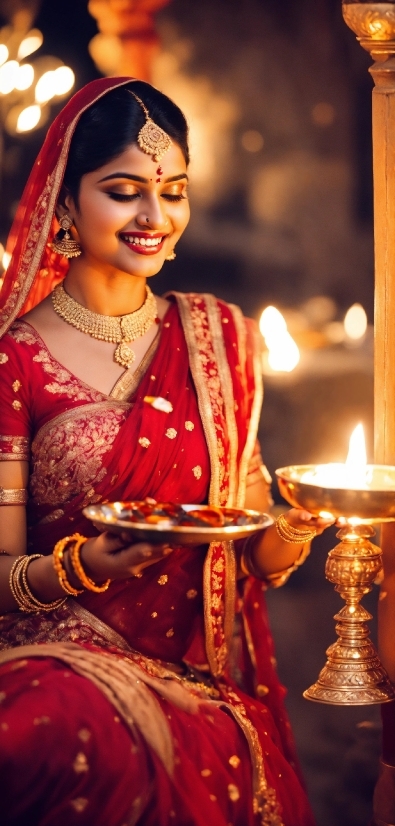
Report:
185,421,194,431
228,784,240,802
158,574,168,585
12,400,22,410
78,728,91,742
73,752,89,773
0,353,9,364
201,768,212,777
192,465,202,479
151,611,158,618
138,437,151,448
186,589,197,599
165,428,177,439
12,380,21,392
229,755,241,768
257,684,269,697
165,628,174,637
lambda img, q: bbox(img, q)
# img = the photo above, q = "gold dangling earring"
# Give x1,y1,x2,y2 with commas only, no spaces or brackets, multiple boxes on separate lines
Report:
165,248,176,261
51,214,82,259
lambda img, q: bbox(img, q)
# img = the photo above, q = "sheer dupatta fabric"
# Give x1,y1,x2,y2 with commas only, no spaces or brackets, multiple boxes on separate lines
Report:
0,77,135,335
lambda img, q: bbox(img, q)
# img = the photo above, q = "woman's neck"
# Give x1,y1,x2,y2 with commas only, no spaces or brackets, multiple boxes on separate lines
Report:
64,259,148,317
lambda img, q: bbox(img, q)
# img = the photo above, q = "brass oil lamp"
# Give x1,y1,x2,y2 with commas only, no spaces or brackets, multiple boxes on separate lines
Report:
276,425,395,705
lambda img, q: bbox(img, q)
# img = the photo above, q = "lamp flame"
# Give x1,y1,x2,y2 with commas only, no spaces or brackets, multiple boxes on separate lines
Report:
259,306,300,372
346,423,367,470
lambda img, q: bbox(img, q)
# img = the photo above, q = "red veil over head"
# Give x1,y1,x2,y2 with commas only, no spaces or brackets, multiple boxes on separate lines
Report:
0,77,137,338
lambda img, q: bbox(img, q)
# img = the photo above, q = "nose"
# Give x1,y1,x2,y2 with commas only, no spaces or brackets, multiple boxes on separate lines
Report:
135,193,169,231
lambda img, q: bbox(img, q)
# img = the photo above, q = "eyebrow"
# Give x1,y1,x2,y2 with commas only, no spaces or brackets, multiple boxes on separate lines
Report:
97,172,188,184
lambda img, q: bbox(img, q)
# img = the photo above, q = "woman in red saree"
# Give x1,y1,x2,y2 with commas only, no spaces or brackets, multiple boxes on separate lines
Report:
0,78,332,826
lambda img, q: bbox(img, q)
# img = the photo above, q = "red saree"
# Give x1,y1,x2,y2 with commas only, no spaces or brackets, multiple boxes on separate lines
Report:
0,78,315,826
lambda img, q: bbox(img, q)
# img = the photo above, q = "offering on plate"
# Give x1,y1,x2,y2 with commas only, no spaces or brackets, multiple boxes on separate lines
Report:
114,499,263,528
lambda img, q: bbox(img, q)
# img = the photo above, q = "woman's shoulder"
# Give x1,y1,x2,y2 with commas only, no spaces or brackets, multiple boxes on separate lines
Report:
0,319,42,358
170,290,258,339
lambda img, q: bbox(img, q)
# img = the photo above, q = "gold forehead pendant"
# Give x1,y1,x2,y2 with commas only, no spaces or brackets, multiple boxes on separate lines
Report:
128,91,172,163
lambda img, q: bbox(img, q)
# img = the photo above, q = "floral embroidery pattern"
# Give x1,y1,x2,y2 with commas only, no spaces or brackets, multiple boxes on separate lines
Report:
0,353,8,364
138,437,150,448
33,349,104,403
165,428,177,439
12,380,21,392
185,421,194,431
30,406,127,505
12,400,22,410
192,465,202,479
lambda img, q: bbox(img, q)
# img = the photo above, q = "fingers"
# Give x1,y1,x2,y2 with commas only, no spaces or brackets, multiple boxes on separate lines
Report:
286,508,335,534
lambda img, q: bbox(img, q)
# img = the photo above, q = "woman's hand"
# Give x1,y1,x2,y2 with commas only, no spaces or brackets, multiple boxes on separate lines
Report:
74,531,172,583
284,508,336,536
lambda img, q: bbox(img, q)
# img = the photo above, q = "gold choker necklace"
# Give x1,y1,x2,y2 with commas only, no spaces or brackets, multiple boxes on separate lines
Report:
52,282,159,369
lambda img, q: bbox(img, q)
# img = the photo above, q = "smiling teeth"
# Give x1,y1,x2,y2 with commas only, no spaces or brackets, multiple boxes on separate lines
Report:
123,235,163,246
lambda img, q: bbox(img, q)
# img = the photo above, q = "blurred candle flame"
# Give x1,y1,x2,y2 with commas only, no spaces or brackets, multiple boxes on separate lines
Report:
259,306,300,372
344,303,367,340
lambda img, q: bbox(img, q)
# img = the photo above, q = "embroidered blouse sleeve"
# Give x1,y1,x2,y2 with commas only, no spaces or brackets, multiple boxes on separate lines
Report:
0,338,31,461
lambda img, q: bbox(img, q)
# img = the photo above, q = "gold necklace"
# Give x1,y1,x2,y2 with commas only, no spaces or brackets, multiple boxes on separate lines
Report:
52,282,159,369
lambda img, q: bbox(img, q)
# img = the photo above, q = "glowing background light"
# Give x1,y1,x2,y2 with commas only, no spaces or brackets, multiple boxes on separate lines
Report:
52,66,74,96
2,251,11,270
0,61,19,95
17,30,43,60
16,104,41,133
0,44,9,68
35,70,56,103
344,303,368,340
260,306,300,372
241,130,264,152
15,63,34,91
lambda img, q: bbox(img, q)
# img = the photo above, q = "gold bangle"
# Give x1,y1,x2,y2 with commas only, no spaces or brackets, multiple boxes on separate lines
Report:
0,487,28,505
9,554,66,612
70,534,111,593
53,535,84,596
275,513,317,544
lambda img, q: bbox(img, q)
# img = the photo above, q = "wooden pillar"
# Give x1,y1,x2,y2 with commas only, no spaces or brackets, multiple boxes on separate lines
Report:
343,2,395,681
88,0,172,80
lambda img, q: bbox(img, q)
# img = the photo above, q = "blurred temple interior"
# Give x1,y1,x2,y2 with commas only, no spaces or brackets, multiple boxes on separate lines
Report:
0,2,381,824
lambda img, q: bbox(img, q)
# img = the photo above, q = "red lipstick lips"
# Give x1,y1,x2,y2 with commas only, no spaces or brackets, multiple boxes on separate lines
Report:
119,231,166,256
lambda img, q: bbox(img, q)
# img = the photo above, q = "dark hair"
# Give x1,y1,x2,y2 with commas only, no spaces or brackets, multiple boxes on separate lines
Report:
63,81,189,204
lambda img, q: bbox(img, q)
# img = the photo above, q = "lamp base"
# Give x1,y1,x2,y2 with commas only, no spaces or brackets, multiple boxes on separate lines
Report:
304,652,395,705
304,524,395,705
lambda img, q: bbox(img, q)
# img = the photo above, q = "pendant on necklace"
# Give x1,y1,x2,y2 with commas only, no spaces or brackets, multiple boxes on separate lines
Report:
114,341,135,369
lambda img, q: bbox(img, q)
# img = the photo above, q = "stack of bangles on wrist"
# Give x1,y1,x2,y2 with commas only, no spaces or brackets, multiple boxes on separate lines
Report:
53,533,111,596
9,555,67,612
240,513,316,585
275,512,317,544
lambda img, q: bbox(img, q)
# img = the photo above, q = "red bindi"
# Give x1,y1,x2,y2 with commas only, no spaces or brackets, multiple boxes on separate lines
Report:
156,166,163,175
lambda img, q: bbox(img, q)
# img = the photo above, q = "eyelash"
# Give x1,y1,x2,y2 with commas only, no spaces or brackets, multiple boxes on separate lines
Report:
108,193,187,203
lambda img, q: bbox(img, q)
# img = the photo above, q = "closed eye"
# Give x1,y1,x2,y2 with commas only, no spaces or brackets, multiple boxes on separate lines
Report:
108,192,139,202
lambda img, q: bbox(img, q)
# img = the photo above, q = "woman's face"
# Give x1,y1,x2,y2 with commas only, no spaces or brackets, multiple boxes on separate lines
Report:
64,141,190,279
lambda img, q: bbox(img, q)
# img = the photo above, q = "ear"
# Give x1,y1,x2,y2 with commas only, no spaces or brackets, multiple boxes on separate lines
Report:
55,187,76,221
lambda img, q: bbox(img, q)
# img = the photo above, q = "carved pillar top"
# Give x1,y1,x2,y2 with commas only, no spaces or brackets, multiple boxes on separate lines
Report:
342,1,395,60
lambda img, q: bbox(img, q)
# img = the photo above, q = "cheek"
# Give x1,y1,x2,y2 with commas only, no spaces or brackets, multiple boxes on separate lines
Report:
76,198,127,243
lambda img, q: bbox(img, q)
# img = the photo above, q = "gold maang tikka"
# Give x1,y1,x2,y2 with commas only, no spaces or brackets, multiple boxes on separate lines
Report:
128,91,172,163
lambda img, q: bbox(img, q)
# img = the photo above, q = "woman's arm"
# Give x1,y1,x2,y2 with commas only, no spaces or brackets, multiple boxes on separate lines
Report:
243,476,333,581
0,460,173,615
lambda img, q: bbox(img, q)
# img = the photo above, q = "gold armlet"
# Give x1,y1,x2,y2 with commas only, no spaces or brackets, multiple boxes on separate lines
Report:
0,487,28,505
70,534,111,593
9,554,66,612
53,535,84,596
275,513,317,544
